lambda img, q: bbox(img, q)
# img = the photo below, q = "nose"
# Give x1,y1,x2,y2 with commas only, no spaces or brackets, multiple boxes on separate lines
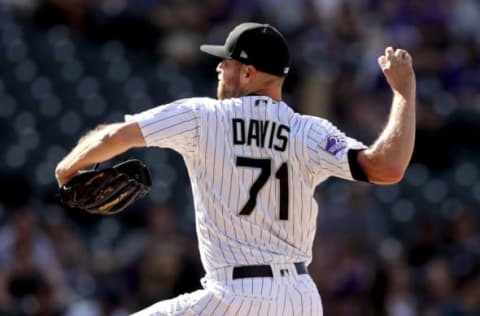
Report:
216,61,223,73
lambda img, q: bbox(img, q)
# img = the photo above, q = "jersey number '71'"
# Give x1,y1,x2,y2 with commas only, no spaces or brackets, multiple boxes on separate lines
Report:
236,156,289,220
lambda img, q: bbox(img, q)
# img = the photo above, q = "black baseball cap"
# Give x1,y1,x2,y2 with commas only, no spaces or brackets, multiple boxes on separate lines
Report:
200,23,290,76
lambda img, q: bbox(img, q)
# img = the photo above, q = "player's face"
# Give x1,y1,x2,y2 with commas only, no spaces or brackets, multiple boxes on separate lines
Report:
216,59,247,100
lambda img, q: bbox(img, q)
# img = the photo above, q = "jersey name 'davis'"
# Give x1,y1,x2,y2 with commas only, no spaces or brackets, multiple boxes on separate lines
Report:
232,118,290,152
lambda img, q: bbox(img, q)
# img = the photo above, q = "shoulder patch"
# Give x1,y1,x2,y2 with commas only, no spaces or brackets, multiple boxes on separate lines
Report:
326,135,347,155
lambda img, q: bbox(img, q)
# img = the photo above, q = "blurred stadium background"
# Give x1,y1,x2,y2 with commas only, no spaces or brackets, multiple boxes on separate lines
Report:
0,0,479,315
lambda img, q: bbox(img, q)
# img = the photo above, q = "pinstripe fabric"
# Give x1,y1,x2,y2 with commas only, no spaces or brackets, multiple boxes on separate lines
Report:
126,95,365,315
131,266,322,316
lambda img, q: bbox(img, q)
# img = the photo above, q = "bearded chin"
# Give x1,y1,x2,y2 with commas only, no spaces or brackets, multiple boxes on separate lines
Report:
217,82,230,100
217,78,245,100
217,84,225,100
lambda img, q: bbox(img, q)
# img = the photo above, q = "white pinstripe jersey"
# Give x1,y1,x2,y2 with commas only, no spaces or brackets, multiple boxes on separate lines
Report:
126,96,366,273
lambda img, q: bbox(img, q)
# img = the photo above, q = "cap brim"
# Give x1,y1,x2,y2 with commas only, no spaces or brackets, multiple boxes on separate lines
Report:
200,45,230,59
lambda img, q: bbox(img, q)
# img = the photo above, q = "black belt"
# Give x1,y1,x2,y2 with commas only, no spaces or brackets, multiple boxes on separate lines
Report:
232,262,307,279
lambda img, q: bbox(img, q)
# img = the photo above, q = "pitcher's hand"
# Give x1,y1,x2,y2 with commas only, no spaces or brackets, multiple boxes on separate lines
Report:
378,47,416,98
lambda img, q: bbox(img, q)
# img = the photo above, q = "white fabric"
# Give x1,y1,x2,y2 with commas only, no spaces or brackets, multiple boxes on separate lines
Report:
131,263,322,316
126,95,366,315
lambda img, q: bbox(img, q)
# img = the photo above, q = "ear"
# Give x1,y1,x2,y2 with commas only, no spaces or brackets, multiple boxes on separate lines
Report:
242,65,257,81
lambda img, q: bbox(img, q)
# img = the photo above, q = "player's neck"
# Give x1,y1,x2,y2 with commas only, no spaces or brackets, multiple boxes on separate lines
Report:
247,86,282,102
247,85,282,102
243,72,284,102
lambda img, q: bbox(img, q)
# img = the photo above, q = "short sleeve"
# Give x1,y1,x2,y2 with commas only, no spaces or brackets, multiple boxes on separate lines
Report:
305,117,367,184
125,98,208,154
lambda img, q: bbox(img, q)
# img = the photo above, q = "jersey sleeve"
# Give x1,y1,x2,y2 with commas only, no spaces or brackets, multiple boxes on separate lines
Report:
305,117,367,184
125,98,208,154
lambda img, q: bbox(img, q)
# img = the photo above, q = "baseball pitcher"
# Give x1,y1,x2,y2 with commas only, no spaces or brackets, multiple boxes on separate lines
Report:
55,23,416,315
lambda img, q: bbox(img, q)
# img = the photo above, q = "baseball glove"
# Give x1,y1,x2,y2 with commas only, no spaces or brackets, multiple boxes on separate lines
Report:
58,159,152,215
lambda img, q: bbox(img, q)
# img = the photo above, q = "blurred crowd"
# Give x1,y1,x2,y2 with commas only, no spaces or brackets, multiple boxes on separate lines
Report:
8,0,480,166
0,0,479,315
0,202,204,315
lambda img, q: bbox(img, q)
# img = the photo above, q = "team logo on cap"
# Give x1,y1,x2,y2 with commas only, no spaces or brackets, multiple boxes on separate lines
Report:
240,50,248,59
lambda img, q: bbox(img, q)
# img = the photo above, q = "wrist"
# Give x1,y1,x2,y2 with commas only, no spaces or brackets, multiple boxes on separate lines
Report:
393,88,415,102
55,163,72,186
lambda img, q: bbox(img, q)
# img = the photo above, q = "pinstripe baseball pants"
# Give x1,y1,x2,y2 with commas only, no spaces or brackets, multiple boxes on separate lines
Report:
131,263,323,316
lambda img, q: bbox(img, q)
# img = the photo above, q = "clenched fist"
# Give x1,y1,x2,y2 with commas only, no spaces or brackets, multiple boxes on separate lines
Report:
378,47,416,97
